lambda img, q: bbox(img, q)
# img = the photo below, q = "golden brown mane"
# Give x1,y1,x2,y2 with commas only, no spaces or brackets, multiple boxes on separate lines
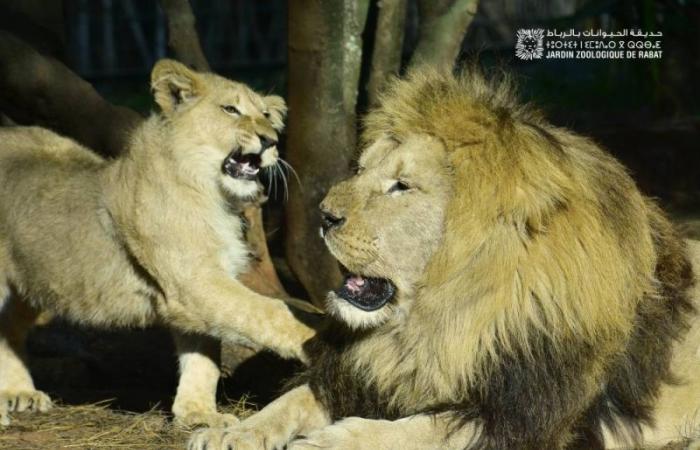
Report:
317,67,677,407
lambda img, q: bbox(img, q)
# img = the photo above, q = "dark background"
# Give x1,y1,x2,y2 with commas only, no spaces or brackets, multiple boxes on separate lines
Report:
53,0,700,213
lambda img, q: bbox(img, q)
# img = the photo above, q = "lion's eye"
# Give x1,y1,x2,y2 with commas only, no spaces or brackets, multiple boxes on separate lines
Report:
263,111,270,118
222,105,242,116
387,180,411,194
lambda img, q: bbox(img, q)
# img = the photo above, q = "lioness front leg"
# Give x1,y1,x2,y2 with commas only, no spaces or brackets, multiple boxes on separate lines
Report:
171,331,238,429
169,275,317,362
0,296,52,426
187,384,329,450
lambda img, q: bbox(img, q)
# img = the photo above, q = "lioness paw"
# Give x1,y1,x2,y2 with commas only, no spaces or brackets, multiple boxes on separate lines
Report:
0,390,52,426
175,411,239,430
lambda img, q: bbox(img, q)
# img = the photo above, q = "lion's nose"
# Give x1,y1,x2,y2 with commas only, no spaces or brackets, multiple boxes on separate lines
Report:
259,135,277,151
320,209,346,234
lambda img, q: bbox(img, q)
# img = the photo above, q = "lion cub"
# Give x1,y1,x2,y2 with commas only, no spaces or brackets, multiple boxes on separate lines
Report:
0,59,315,427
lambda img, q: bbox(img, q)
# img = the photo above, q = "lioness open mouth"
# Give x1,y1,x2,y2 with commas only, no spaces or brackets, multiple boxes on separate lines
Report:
222,149,261,181
334,273,396,311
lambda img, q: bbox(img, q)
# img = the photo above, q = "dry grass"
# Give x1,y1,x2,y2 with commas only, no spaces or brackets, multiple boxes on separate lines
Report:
0,399,255,450
2,401,696,450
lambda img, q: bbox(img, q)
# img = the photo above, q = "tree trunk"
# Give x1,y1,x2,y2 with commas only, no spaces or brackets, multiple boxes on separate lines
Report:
286,0,370,306
410,0,479,69
367,0,407,107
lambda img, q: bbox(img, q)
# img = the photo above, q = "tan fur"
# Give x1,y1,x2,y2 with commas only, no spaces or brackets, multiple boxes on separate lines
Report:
190,68,699,449
0,60,315,428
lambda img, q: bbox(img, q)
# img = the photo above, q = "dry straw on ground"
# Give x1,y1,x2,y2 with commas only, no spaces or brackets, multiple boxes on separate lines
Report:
0,400,697,449
0,400,254,450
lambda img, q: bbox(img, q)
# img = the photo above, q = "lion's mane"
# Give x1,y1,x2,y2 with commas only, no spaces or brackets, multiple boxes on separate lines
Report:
294,68,695,448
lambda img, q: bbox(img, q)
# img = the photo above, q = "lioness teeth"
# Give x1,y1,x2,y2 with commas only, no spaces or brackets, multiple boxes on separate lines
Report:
222,151,260,180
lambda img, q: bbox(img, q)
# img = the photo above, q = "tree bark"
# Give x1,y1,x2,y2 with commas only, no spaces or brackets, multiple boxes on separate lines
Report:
0,31,141,158
367,0,407,107
410,0,479,69
286,0,370,306
157,0,210,71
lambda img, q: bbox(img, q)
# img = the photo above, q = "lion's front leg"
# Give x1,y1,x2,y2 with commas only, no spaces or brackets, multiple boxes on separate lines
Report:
187,384,330,450
170,331,238,429
288,414,481,450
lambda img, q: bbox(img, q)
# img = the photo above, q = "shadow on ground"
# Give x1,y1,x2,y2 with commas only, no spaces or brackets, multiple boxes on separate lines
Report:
0,324,300,449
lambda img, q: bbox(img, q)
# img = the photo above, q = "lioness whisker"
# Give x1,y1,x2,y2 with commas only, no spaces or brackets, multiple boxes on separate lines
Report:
271,165,278,199
265,166,273,196
278,158,301,188
278,163,289,202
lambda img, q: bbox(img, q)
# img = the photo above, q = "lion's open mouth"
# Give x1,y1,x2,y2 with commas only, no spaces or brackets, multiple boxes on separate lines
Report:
222,149,260,181
334,273,396,311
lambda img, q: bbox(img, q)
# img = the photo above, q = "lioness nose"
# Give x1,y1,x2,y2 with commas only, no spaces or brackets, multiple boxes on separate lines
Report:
259,135,277,151
320,209,346,233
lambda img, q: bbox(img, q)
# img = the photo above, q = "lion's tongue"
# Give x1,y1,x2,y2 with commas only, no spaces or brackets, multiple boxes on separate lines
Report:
345,275,366,294
336,274,396,312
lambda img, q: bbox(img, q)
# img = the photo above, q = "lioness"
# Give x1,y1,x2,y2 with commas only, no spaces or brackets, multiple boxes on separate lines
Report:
0,59,315,427
189,69,700,449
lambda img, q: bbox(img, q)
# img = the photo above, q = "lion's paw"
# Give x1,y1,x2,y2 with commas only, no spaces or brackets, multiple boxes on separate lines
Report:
187,425,287,450
288,418,379,450
0,390,52,426
175,410,239,430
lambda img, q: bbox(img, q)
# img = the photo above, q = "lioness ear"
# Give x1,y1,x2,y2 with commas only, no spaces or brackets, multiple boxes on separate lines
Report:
263,95,287,131
150,59,203,114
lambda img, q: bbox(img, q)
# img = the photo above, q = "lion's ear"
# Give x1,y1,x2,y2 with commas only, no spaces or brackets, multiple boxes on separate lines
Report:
263,95,287,131
150,59,203,115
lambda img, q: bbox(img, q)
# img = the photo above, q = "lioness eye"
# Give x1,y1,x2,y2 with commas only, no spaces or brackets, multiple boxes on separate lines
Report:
387,180,411,194
263,111,270,118
222,105,241,115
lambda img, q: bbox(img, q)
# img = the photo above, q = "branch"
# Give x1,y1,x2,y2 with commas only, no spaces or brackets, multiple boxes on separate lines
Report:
0,31,141,158
158,0,210,71
409,0,479,69
367,0,407,107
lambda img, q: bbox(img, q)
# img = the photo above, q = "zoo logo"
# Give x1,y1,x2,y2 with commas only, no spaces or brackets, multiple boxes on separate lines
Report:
515,29,545,60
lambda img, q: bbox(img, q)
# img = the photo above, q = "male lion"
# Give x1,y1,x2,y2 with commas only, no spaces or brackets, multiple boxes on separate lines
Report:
0,59,316,428
190,69,700,449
